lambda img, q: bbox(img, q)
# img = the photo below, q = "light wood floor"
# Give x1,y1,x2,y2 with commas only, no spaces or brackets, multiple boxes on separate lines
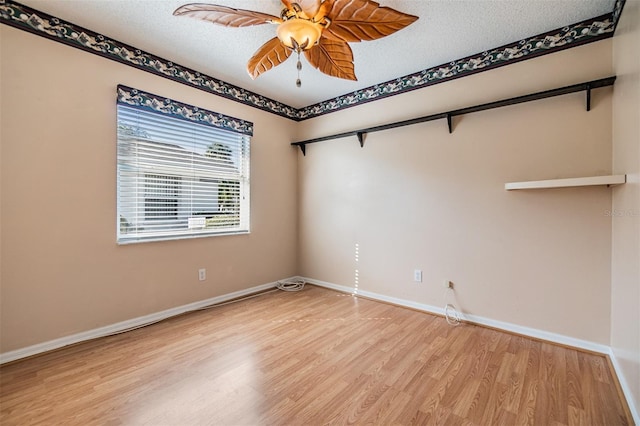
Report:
0,285,632,425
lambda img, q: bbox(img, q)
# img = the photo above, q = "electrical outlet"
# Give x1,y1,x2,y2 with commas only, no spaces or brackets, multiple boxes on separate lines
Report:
414,269,422,282
198,268,206,281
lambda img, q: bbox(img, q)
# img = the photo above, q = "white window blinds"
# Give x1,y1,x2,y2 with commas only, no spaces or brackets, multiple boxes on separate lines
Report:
117,88,251,244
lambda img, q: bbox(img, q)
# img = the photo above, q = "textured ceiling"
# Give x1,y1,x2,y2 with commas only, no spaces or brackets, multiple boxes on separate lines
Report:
18,0,615,108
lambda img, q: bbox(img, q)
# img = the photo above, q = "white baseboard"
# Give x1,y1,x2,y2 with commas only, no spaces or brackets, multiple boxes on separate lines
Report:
302,276,640,421
301,276,609,354
609,348,640,424
0,278,290,365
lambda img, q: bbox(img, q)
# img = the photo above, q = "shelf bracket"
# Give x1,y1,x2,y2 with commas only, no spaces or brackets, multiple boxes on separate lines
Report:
586,83,592,112
298,144,306,156
446,113,453,134
356,132,366,148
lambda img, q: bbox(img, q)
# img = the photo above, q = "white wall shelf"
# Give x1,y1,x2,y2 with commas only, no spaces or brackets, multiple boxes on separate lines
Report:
505,175,627,190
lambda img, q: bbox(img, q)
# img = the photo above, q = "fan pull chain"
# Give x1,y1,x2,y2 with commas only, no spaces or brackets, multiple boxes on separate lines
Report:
296,52,302,88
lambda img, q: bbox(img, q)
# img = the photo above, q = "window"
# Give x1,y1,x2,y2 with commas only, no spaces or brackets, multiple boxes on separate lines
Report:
117,85,252,243
144,174,180,221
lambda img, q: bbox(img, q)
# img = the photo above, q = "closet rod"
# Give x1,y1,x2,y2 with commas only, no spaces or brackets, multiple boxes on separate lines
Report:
291,76,616,155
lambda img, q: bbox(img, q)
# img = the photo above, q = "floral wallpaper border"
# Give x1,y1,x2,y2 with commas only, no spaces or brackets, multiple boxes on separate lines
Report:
0,0,298,120
297,0,625,119
0,0,626,121
117,85,254,136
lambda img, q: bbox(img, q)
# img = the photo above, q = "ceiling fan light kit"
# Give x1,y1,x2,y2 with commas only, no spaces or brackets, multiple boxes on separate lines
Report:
276,18,323,51
174,0,418,87
276,8,327,88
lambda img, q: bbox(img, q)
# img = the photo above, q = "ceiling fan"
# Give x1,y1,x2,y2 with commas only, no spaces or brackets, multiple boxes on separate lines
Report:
174,0,418,87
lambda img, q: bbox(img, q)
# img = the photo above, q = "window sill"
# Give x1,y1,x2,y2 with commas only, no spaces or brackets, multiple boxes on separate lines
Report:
117,229,250,245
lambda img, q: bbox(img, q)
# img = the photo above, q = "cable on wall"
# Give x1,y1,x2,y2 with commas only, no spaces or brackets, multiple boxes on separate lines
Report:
60,279,308,348
74,286,283,344
103,288,280,338
443,284,462,326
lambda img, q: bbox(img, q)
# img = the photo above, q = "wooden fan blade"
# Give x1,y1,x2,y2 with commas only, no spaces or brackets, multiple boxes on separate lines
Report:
313,0,333,21
304,38,356,81
247,37,292,79
323,0,418,42
296,0,322,19
173,4,281,27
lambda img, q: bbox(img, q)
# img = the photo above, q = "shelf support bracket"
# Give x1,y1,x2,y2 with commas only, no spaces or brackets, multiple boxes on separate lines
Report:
586,84,592,112
298,144,306,156
446,113,453,134
356,132,366,148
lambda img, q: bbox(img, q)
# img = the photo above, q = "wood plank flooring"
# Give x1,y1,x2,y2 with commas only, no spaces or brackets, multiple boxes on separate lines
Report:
0,285,632,425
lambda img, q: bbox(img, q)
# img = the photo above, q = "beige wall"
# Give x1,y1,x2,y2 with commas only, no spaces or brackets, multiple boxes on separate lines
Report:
297,40,615,344
612,0,640,416
0,26,298,353
1,7,635,395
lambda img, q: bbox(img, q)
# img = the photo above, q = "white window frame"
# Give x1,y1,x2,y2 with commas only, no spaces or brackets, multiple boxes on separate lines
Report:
116,85,252,244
